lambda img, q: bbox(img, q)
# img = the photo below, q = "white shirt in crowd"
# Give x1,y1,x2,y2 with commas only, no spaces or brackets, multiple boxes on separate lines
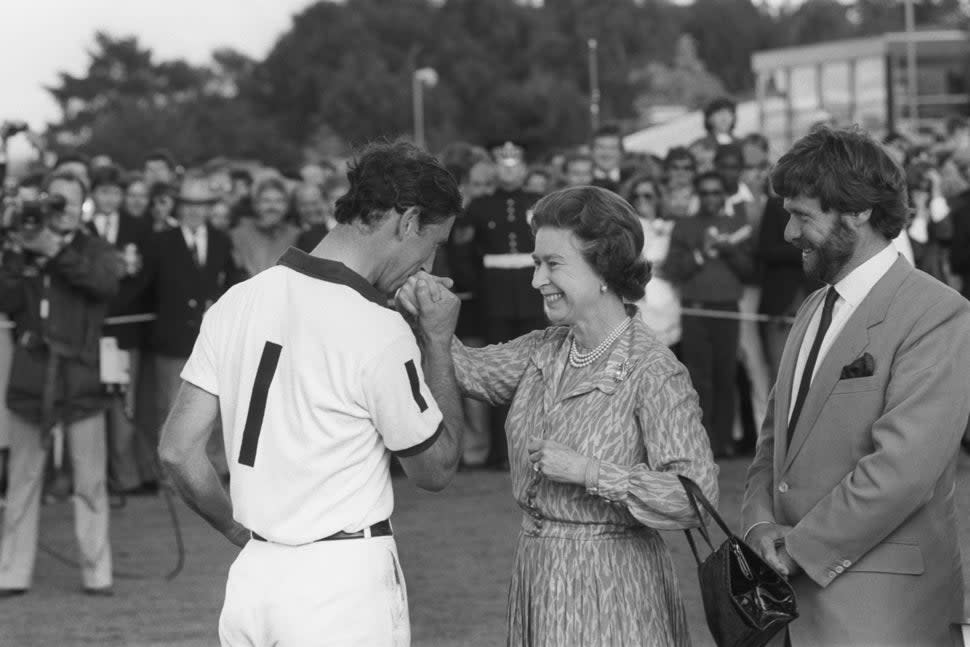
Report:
180,249,443,545
181,224,208,266
92,212,119,245
788,243,899,423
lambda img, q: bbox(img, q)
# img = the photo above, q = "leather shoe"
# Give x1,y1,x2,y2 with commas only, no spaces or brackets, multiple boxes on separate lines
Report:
82,586,114,597
0,588,27,598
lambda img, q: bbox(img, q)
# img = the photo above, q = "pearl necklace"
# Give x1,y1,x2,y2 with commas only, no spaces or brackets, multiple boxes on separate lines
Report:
568,317,632,368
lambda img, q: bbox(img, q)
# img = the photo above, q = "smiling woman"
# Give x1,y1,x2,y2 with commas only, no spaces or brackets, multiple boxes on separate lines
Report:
417,186,720,647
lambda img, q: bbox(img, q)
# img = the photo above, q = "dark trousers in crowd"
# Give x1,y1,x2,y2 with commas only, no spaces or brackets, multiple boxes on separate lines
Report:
105,350,143,493
484,315,546,468
155,355,228,478
760,319,793,385
133,352,161,486
681,302,740,458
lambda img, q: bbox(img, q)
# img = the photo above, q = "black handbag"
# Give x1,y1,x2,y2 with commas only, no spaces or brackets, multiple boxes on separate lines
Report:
678,475,798,647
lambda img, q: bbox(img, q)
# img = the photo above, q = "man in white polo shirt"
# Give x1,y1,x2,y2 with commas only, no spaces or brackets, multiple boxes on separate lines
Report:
158,141,466,646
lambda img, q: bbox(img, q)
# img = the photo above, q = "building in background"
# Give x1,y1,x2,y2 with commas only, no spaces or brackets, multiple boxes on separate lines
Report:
752,30,970,149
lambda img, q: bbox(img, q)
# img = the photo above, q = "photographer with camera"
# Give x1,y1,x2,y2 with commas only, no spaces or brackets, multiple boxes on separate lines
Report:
0,170,120,597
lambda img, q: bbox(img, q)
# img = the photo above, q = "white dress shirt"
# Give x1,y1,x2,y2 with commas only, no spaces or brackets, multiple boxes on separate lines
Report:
788,243,900,423
93,212,119,245
182,225,208,267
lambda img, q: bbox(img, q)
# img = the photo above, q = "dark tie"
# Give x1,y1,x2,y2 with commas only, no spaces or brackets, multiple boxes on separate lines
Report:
787,287,839,444
187,234,202,268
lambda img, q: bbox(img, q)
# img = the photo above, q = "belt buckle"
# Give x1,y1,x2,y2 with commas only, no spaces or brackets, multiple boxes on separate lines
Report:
362,526,372,539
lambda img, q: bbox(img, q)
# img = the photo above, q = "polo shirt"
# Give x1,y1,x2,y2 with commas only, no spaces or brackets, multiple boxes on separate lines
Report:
181,247,443,545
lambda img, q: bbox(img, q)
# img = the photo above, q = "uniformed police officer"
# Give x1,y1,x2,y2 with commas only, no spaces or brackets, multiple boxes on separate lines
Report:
464,142,544,469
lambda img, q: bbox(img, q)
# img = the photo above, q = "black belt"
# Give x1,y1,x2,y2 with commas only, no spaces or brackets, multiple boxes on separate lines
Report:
251,520,393,543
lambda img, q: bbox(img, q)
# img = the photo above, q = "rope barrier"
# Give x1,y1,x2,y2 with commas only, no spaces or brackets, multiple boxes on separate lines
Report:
0,303,797,328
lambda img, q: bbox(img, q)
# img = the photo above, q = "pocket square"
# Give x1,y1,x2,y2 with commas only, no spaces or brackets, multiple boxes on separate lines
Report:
840,352,875,379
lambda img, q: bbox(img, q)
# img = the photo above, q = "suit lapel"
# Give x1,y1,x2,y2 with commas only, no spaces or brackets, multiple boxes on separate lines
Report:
773,288,820,472
783,256,912,471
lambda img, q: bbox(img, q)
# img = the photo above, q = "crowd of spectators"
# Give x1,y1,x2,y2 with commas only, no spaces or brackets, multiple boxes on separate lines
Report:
0,96,968,593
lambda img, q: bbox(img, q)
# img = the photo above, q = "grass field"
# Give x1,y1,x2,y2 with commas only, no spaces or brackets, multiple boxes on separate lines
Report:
1,455,968,646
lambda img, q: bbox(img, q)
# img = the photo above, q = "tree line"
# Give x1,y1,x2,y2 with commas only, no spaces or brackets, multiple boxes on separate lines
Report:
44,0,966,169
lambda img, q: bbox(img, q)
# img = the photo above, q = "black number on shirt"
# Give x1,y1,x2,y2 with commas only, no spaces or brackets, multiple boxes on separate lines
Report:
238,341,283,467
404,359,428,412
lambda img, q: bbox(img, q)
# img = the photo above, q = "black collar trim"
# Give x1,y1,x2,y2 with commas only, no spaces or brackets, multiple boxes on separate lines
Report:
277,247,387,307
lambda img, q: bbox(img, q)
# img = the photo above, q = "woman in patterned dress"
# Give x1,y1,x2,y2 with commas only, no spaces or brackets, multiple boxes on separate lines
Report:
401,186,719,646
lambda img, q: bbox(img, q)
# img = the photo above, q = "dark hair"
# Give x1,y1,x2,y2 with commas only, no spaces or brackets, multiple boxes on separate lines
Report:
530,186,650,301
439,141,491,184
148,180,177,206
770,126,908,240
230,168,253,185
592,123,624,144
703,97,737,134
43,171,88,201
334,140,462,228
621,173,665,219
664,147,696,171
89,164,124,191
694,170,727,191
145,149,176,170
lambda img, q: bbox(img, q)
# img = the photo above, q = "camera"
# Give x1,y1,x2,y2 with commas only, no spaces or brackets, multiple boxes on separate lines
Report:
2,193,66,234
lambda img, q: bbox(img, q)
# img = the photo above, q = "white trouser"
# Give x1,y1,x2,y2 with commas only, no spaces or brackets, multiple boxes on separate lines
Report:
220,534,410,647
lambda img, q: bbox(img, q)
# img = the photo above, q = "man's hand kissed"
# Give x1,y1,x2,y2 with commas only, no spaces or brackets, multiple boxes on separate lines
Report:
395,271,459,345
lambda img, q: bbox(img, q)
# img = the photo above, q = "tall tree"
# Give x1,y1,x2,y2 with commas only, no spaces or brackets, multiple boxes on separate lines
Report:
47,32,299,168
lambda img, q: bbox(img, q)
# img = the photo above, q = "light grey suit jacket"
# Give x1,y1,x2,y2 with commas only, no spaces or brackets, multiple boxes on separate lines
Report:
742,256,970,646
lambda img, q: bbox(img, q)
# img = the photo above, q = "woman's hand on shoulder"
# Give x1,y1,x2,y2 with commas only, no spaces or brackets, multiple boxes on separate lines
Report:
527,437,588,486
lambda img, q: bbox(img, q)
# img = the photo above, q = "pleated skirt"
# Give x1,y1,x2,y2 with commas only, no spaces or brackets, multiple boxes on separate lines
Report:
506,520,691,647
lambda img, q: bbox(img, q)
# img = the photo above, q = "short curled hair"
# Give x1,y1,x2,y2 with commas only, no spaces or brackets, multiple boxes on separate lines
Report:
770,126,908,240
530,186,651,302
335,140,462,228
703,96,737,134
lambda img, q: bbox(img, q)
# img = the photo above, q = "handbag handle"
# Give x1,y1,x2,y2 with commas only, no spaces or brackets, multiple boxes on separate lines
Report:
678,475,737,566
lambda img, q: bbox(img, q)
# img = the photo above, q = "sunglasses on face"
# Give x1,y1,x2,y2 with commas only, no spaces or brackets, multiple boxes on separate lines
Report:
698,189,725,197
744,162,770,171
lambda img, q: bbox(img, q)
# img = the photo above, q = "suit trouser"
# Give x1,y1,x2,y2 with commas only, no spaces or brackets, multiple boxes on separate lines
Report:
155,355,228,477
681,302,740,457
105,349,142,491
0,412,112,589
735,287,770,434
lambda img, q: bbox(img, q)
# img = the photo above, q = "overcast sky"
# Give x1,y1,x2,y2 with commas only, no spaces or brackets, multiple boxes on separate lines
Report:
2,0,317,129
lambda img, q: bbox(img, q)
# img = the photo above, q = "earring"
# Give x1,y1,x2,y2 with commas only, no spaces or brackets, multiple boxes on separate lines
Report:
600,285,607,294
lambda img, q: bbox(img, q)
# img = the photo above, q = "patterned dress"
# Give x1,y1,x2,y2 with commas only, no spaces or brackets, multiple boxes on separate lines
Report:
452,315,719,647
